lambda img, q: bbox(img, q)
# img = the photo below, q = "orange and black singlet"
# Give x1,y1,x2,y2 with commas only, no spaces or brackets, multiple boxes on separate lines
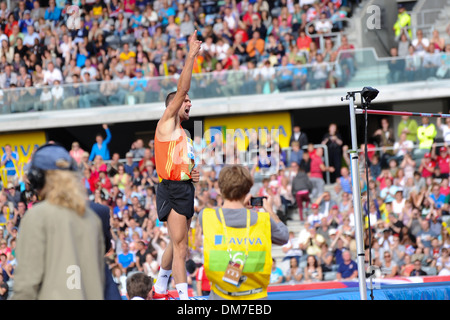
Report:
154,126,195,181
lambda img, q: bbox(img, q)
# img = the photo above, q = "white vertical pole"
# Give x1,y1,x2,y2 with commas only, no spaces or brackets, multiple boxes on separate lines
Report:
347,95,368,301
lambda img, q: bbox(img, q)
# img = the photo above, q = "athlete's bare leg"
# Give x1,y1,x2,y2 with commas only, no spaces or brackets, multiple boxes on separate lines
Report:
160,209,191,285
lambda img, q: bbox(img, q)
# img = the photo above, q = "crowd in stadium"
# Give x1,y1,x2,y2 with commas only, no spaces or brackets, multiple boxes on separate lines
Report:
0,0,450,299
0,0,359,113
389,4,450,84
1,115,450,297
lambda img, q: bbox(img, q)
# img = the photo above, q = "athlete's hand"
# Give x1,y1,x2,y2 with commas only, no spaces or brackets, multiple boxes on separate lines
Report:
188,30,202,59
191,167,200,183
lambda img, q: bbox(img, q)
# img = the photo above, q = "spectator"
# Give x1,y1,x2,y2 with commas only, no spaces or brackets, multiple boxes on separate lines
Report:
412,29,430,56
270,258,285,285
44,0,61,23
1,144,19,178
321,123,343,183
89,124,112,162
380,250,399,278
393,4,411,39
396,31,411,58
0,64,17,88
315,191,337,217
285,256,303,283
309,147,332,199
50,79,63,109
117,241,136,275
336,250,358,281
336,35,355,83
43,61,63,86
291,166,312,221
126,271,153,300
246,30,265,63
417,116,437,151
387,47,405,84
289,125,309,149
436,114,450,147
410,258,428,276
436,247,450,276
289,141,303,165
303,255,323,282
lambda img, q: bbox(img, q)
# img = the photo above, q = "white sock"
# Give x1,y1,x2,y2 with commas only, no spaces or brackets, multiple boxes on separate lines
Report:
154,268,172,294
176,283,189,300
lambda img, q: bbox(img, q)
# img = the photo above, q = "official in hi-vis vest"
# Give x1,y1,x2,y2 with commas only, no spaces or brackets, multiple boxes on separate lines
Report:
197,165,289,300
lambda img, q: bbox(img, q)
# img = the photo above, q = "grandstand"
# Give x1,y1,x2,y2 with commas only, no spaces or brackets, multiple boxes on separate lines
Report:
0,0,450,300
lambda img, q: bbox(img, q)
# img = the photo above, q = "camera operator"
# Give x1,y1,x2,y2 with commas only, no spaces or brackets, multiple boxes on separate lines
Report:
12,143,105,300
196,164,289,300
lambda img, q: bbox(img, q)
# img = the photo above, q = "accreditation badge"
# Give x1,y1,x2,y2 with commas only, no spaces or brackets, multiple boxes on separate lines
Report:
222,261,244,287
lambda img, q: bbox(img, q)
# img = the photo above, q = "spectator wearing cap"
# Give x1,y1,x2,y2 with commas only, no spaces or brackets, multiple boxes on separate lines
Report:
307,203,324,228
124,152,138,176
12,144,105,299
418,152,436,179
417,116,437,151
18,9,34,34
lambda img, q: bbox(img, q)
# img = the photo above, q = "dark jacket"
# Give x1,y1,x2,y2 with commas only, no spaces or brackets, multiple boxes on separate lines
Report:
89,201,122,300
291,171,313,196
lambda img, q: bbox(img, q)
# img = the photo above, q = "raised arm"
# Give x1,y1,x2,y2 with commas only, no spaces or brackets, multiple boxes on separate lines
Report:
156,31,202,137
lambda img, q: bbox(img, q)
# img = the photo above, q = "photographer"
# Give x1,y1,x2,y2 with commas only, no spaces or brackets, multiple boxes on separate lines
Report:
196,165,289,300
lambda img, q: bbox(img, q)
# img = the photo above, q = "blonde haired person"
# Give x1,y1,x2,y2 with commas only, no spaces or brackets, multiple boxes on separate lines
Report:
12,144,105,300
196,165,289,300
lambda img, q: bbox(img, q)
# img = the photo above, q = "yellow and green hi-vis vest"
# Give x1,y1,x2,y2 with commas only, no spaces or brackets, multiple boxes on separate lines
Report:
202,207,272,300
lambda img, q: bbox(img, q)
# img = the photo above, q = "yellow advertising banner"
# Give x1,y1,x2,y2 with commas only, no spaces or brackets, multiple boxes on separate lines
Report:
0,131,47,185
203,112,292,151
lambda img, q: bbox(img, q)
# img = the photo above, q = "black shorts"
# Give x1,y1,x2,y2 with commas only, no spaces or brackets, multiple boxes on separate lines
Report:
156,179,195,222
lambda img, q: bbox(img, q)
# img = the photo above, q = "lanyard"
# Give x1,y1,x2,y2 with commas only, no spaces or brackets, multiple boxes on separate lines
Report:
218,208,250,265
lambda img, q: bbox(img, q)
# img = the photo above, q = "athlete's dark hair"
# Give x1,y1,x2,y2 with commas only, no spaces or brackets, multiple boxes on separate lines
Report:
165,91,177,108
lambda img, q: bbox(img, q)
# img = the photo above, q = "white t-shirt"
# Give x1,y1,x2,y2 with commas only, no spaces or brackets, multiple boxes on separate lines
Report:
43,68,63,85
392,198,406,215
440,124,450,144
394,140,414,157
259,66,275,81
51,86,64,100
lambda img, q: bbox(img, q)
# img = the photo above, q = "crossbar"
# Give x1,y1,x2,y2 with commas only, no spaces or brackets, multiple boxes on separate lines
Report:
356,109,450,118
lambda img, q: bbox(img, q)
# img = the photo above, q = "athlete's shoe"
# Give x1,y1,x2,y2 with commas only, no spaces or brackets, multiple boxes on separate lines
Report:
152,291,177,300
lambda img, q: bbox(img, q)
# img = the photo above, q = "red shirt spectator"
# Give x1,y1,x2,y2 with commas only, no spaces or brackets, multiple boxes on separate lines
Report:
420,153,436,178
196,265,211,295
310,151,324,179
436,146,450,175
296,30,312,51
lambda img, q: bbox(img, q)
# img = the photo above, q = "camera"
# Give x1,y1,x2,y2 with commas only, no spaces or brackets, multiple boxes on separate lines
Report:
250,196,266,207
